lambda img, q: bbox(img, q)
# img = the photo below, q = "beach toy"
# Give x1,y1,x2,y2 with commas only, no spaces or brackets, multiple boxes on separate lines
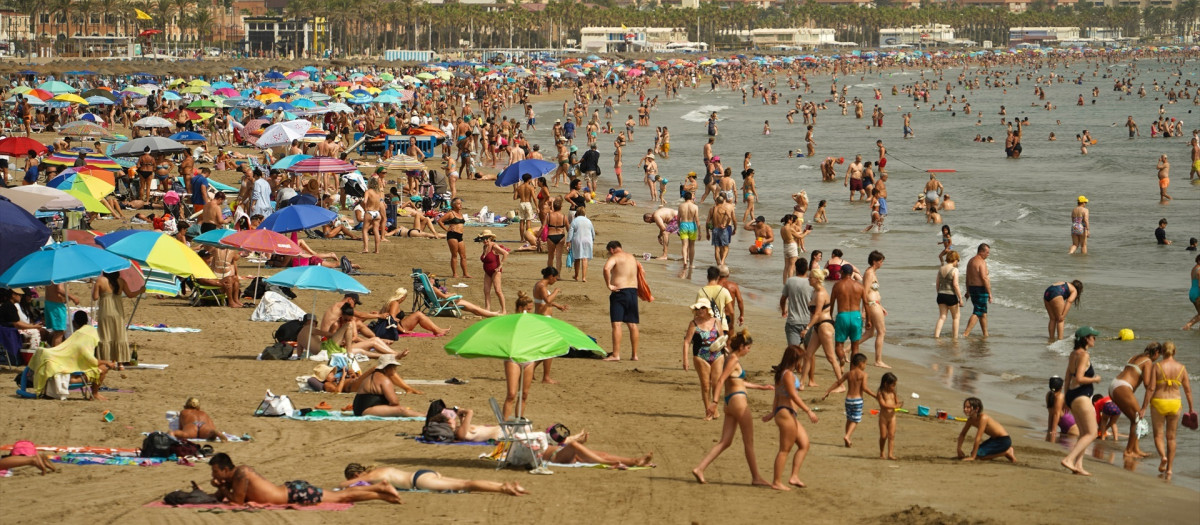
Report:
916,405,931,417
837,157,845,164
870,409,879,416
954,417,967,422
1118,329,1135,341
896,408,909,414
102,410,115,423
936,410,949,420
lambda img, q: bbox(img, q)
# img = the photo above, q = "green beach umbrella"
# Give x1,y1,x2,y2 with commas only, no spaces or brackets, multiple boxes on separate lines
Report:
443,314,602,364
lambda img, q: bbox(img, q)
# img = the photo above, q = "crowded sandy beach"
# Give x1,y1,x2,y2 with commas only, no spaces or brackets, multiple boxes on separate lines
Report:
0,48,1197,523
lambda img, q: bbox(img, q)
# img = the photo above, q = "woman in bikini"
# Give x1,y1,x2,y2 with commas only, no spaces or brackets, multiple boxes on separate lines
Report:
763,345,819,491
478,231,508,314
1107,342,1162,457
1061,326,1102,476
1146,342,1192,476
375,287,450,337
740,168,758,224
169,397,224,442
692,329,772,486
934,250,962,339
1042,280,1083,341
802,269,840,390
437,198,470,278
544,198,570,271
682,301,725,420
860,251,889,368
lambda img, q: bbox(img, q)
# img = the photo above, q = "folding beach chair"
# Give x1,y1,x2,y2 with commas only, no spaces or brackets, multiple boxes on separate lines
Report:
190,283,227,306
410,269,461,318
488,397,549,473
15,367,92,400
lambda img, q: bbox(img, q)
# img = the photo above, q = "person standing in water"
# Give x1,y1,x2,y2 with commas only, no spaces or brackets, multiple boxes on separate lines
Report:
1156,154,1172,202
1069,196,1090,255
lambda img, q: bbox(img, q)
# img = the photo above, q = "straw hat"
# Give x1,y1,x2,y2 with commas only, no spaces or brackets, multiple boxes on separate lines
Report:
689,301,711,311
478,229,497,240
377,354,400,368
312,364,334,381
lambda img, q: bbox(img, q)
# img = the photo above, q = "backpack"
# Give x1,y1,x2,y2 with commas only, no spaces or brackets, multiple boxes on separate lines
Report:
369,315,400,341
274,319,305,343
421,399,455,443
259,342,294,361
170,439,201,458
340,256,359,275
164,488,220,506
141,432,175,458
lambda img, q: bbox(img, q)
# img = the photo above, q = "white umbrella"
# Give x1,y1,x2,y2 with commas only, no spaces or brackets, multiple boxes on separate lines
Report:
256,120,313,149
134,116,173,128
0,185,85,213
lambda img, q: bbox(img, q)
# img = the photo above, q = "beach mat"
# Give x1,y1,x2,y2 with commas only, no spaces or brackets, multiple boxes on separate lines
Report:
2,444,139,455
286,412,423,422
129,325,201,333
412,436,492,446
144,501,353,511
53,453,169,467
140,432,250,443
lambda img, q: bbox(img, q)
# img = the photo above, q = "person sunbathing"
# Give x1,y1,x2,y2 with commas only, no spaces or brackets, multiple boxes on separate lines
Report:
208,453,401,506
351,354,422,417
315,305,399,358
431,283,500,318
341,463,528,496
373,287,450,337
0,450,57,475
311,362,364,393
429,407,502,442
170,397,224,442
540,428,654,468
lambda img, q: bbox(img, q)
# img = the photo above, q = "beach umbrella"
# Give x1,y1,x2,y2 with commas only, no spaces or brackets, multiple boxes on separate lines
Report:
266,265,369,357
256,204,337,233
444,314,603,417
134,116,172,128
495,159,555,187
48,172,113,197
287,156,355,174
380,154,425,171
55,167,116,186
265,101,294,111
271,154,312,170
0,196,53,275
221,229,300,256
5,94,46,106
96,230,215,279
37,80,76,94
0,136,46,156
52,93,88,105
111,136,189,157
0,185,83,213
41,152,122,171
59,120,110,137
193,227,237,248
168,131,207,143
255,120,312,148
81,88,117,101
0,242,131,288
186,99,218,110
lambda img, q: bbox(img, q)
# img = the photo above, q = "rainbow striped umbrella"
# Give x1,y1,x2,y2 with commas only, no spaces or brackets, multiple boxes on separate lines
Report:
40,152,122,171
96,230,215,279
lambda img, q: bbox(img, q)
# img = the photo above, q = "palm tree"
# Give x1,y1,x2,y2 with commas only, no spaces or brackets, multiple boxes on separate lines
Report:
190,5,212,43
172,0,191,41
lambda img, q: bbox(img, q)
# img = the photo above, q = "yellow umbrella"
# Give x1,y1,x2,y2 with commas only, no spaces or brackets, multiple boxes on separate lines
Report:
57,173,114,198
180,86,206,94
188,79,210,87
53,93,89,105
61,188,110,213
192,112,213,122
168,79,186,87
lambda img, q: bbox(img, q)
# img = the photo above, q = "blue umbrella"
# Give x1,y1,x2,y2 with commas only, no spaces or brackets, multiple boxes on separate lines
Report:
264,71,286,80
192,228,236,248
495,159,556,187
265,101,294,111
256,204,337,233
266,265,369,294
0,196,54,275
272,154,312,170
0,241,131,287
93,228,143,248
169,131,206,142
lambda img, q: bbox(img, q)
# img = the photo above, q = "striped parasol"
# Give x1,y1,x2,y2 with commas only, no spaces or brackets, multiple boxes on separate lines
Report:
59,120,111,137
380,154,426,171
40,152,123,171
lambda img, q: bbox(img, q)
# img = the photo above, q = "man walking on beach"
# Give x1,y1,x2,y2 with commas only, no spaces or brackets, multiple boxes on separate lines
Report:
780,259,811,347
678,191,699,269
718,266,745,331
829,265,864,365
707,194,736,267
962,244,991,338
603,241,640,362
514,174,537,243
580,143,600,194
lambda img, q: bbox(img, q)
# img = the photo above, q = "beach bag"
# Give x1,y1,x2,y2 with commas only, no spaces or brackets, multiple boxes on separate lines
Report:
141,432,175,458
254,390,295,417
164,487,220,506
260,342,294,361
170,439,201,458
421,399,455,443
369,315,401,341
340,256,359,275
274,319,306,343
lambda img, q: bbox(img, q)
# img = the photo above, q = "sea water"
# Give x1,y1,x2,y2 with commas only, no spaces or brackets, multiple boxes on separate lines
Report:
516,58,1200,488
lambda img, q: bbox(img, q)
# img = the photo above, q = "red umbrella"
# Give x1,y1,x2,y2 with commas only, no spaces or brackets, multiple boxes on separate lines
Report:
0,137,47,156
287,156,357,174
139,29,162,38
164,109,201,121
219,229,300,256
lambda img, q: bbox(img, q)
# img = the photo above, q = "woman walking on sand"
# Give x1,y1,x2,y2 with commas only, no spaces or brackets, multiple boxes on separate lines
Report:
860,251,889,368
682,301,725,420
437,198,470,278
764,345,819,490
1146,342,1193,477
693,329,771,486
1061,326,1102,476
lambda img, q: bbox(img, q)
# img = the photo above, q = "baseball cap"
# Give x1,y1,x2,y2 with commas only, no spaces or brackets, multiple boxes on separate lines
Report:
1077,195,1088,203
1074,326,1100,339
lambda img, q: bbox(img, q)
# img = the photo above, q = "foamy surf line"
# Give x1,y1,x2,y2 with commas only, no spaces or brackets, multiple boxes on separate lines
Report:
680,105,729,123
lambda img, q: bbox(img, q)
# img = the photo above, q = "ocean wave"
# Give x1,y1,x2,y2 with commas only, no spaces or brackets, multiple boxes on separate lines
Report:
991,295,1040,313
796,165,814,170
680,105,730,123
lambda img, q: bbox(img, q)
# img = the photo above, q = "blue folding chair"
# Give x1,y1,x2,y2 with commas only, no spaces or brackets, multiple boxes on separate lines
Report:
411,269,462,318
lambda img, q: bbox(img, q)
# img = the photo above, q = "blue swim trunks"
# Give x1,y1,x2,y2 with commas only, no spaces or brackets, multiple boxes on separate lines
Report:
968,286,989,316
845,397,864,423
678,221,697,241
711,225,732,247
834,311,863,343
878,197,887,216
44,301,67,332
976,435,1012,458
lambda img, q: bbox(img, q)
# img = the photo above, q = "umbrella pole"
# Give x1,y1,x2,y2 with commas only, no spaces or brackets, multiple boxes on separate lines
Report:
125,293,143,329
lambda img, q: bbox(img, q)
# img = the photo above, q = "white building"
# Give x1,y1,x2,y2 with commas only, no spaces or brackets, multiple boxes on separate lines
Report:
750,28,836,49
1009,26,1081,45
580,26,690,53
878,24,955,46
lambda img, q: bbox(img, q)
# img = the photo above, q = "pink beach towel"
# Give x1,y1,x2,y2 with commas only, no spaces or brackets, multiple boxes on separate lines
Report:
397,332,436,338
144,501,353,511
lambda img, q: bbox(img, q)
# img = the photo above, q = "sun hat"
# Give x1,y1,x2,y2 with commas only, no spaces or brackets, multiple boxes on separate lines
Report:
377,354,400,368
711,155,720,161
689,301,711,311
478,229,496,239
687,171,697,177
1078,195,1088,203
312,364,334,380
9,287,25,295
1074,326,1101,339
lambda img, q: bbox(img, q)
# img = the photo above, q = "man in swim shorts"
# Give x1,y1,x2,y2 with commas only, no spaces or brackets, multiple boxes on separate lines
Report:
829,264,865,363
678,191,699,269
603,241,640,361
1157,154,1172,202
962,243,991,337
707,194,737,267
644,207,679,260
514,174,537,244
43,283,77,346
209,453,401,505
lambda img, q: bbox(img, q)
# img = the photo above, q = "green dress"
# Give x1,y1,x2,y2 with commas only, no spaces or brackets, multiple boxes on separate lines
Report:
96,290,130,363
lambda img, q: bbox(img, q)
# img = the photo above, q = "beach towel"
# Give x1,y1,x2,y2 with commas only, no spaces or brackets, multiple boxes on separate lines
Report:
464,222,508,228
2,444,139,455
251,291,306,322
144,501,353,511
28,326,101,396
413,436,492,446
286,412,423,422
141,432,250,443
636,262,653,302
129,325,201,333
397,332,436,338
545,462,653,471
128,363,170,370
53,453,168,467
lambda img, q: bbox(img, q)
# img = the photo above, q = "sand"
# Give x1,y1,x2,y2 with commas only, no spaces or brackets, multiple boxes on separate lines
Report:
1,76,1197,524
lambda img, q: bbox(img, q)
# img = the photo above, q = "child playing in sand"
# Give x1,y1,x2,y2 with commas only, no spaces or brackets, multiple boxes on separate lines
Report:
957,397,1016,462
876,372,901,460
822,353,873,448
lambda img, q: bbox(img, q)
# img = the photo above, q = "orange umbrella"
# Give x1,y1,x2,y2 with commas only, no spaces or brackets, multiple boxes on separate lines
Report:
68,167,116,186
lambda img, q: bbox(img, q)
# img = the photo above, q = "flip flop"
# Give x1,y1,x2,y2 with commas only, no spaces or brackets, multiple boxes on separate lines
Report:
445,378,468,385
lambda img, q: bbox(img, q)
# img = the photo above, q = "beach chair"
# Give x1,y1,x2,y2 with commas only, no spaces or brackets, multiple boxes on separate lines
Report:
15,367,91,400
411,269,461,318
190,283,227,306
488,397,549,473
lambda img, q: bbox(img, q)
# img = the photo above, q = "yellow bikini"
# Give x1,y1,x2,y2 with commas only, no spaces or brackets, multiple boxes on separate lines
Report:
1150,363,1185,417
